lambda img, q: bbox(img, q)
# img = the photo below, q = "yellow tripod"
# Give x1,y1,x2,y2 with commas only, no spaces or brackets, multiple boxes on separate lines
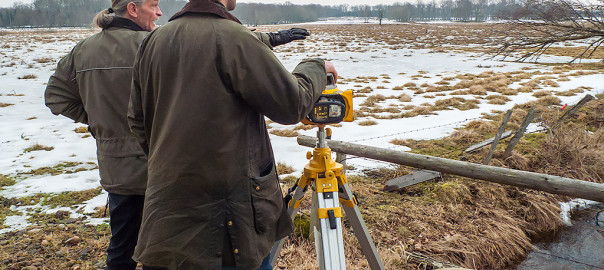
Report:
270,126,385,270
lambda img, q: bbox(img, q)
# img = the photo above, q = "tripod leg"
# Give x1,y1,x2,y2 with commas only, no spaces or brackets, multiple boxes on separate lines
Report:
270,182,309,266
315,187,346,270
311,191,325,270
339,181,385,270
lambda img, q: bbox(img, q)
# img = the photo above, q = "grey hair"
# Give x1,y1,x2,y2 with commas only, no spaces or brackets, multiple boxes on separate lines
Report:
93,0,143,29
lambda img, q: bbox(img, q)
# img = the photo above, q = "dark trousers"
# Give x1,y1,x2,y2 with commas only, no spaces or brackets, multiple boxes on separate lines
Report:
107,193,166,270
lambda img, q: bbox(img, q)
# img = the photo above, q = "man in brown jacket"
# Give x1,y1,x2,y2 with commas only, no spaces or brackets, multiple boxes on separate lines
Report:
127,0,337,269
44,0,164,269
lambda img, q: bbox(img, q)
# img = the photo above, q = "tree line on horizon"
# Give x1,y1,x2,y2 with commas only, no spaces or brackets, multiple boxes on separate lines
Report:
0,0,597,27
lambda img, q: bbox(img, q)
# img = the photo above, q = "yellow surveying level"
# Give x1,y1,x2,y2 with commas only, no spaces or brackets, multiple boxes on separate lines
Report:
302,73,353,125
270,73,384,269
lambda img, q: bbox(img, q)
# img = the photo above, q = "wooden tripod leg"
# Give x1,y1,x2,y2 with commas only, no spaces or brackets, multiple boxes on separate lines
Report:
340,182,385,270
270,183,309,266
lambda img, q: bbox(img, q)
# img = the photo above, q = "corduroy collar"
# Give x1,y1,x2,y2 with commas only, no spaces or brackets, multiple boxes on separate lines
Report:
107,17,146,31
169,0,241,24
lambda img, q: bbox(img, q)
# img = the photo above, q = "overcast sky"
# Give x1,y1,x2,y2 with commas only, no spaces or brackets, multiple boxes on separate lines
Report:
239,0,403,5
0,0,401,8
0,0,28,8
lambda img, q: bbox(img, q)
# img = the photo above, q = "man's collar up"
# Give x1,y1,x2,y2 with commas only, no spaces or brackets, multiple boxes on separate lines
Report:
169,0,241,24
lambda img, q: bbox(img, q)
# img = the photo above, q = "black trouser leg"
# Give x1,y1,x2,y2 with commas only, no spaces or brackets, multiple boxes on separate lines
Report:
106,193,145,270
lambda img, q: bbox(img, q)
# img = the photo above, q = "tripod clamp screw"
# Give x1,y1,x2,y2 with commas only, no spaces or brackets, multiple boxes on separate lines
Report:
306,151,313,160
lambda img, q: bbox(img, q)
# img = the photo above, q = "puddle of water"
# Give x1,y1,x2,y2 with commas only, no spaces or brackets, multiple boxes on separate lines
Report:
517,204,604,270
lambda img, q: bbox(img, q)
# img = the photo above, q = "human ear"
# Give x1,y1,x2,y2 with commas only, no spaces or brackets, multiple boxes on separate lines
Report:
126,2,139,18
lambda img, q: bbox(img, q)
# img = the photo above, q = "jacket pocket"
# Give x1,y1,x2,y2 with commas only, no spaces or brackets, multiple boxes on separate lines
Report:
97,136,146,157
250,164,283,234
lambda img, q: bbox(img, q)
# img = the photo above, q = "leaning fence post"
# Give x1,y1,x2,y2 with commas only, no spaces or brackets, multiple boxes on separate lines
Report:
557,94,595,124
484,109,513,165
503,108,536,159
336,152,347,174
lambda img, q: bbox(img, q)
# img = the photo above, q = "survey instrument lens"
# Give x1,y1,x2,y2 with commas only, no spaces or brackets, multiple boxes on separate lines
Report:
302,73,353,125
329,105,341,117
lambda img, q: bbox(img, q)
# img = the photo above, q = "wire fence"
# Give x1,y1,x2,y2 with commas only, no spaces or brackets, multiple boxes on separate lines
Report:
349,117,484,143
335,116,486,166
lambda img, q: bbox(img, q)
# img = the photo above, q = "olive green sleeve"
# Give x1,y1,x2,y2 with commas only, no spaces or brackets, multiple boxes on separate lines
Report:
253,32,273,49
128,42,149,156
44,50,88,124
216,22,326,125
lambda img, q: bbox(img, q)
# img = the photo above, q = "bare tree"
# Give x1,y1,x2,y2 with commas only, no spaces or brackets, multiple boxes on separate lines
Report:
359,5,372,23
378,6,385,25
497,0,604,62
456,0,473,21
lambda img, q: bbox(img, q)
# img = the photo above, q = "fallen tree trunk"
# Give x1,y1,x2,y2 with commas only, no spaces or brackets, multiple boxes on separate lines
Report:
297,135,604,203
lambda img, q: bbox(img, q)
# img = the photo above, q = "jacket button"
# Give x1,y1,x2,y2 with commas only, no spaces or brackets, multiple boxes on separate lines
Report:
216,252,222,257
228,221,233,226
256,186,260,191
233,249,239,254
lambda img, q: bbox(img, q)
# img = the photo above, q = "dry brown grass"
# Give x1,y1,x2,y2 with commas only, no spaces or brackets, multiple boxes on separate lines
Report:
556,87,585,97
277,162,295,175
356,87,373,94
485,95,510,105
448,129,483,145
74,127,88,133
362,99,604,269
18,74,37,79
361,94,387,107
514,96,562,112
402,82,416,87
34,57,53,63
24,143,54,152
358,120,378,126
434,97,480,111
398,94,411,102
401,106,435,118
467,84,487,95
517,86,535,93
529,127,604,182
0,103,13,107
532,90,551,98
465,120,497,135
520,80,540,89
537,46,604,59
542,80,559,87
269,129,299,137
293,124,315,131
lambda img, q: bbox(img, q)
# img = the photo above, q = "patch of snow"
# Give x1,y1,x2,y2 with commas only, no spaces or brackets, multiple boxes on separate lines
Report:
559,199,602,226
0,215,30,234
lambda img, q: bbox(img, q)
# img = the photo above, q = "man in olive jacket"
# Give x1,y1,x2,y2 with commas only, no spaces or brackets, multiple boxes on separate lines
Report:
127,0,336,269
45,0,163,269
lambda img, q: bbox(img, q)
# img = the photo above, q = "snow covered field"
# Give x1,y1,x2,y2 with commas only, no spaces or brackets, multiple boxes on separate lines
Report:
0,23,603,232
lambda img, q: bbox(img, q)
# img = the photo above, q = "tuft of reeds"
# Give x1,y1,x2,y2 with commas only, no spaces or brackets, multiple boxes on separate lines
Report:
269,129,298,137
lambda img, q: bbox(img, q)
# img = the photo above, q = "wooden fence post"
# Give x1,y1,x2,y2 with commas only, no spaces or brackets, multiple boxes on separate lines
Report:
296,135,604,203
557,94,595,123
484,109,513,165
503,108,536,158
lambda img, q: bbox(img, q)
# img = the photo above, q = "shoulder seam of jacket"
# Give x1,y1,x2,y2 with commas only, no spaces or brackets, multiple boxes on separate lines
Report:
76,67,133,73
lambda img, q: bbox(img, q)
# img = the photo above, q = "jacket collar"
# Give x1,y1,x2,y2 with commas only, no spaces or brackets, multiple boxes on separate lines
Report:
169,0,241,24
108,17,146,31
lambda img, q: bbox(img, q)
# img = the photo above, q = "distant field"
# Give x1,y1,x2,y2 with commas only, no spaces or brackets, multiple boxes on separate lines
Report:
0,23,603,269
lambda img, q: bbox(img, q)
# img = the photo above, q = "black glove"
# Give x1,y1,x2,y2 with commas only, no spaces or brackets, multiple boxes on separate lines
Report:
268,28,310,47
